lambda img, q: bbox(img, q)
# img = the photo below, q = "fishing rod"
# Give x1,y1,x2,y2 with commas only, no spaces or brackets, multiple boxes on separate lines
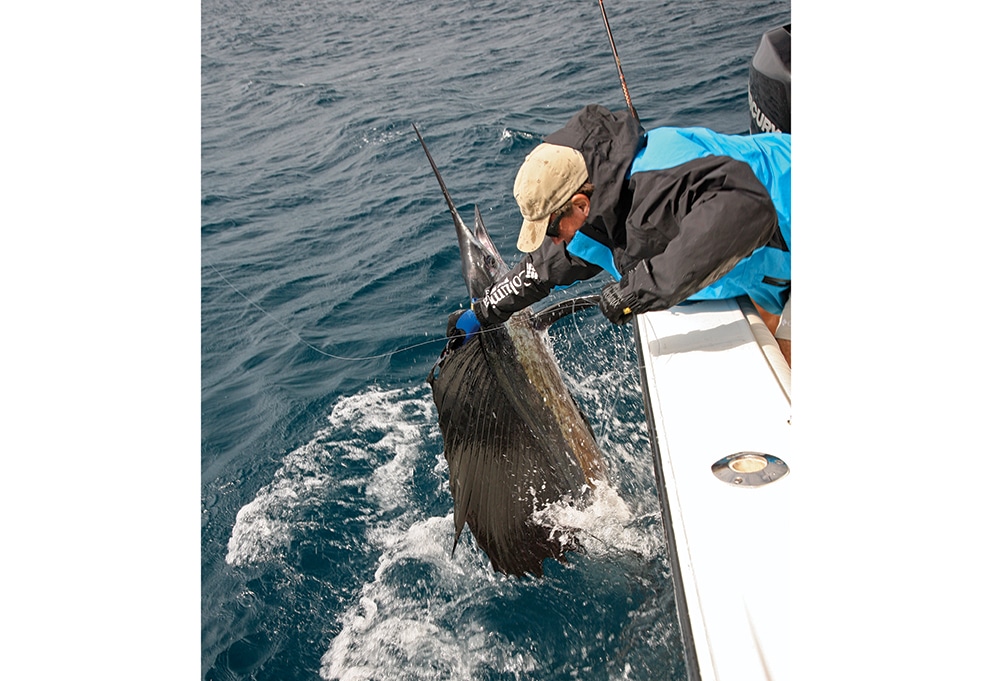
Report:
596,2,648,350
598,0,639,122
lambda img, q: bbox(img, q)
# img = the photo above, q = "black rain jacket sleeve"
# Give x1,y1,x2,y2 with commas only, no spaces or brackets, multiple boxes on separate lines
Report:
617,155,778,312
472,238,603,326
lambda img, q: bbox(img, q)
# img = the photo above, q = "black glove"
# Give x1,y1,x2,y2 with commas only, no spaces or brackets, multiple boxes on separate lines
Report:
599,280,640,325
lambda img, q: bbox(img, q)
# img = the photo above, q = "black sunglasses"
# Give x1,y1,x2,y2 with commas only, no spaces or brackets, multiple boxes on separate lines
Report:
545,212,564,238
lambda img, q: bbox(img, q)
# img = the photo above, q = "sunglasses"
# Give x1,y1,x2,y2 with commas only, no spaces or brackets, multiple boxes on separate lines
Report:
545,211,565,238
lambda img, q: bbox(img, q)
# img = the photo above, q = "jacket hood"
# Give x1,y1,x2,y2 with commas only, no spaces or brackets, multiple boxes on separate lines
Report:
543,104,645,247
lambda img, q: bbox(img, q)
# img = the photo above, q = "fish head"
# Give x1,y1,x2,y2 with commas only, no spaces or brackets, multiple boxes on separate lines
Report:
412,124,510,301
459,205,510,300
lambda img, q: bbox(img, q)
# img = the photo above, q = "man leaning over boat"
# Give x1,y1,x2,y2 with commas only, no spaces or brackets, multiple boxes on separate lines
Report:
450,104,792,366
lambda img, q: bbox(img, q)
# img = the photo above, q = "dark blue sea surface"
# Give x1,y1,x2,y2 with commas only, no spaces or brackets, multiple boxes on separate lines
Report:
202,1,790,678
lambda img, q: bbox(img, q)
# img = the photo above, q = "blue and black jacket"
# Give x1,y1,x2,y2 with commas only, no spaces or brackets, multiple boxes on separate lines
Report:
474,104,791,324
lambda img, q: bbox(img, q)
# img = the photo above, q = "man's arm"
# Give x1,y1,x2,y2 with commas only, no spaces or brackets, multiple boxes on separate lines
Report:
474,238,603,325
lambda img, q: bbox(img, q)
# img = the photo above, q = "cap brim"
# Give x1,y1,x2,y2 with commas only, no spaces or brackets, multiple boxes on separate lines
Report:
516,216,548,253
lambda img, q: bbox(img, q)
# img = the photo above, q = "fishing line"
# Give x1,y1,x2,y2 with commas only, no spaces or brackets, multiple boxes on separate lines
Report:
551,303,619,444
205,261,503,362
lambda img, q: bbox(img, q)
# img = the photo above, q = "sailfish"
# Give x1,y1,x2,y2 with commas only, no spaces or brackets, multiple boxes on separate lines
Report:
414,125,608,577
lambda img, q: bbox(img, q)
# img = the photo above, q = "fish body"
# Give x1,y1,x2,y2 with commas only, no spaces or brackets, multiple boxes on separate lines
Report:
415,125,607,577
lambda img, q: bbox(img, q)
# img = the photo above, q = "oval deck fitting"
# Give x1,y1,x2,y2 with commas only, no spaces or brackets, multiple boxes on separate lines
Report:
711,451,788,487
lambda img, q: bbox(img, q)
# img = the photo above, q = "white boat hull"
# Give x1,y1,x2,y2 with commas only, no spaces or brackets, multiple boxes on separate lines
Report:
635,297,791,680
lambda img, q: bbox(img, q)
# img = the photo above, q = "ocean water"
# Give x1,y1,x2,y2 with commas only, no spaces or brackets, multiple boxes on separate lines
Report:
201,1,791,679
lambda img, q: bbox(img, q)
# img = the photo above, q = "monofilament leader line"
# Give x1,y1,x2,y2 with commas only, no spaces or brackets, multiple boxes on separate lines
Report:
206,261,485,362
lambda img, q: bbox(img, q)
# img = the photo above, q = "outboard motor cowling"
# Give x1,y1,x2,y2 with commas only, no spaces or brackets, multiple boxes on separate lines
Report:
748,24,791,133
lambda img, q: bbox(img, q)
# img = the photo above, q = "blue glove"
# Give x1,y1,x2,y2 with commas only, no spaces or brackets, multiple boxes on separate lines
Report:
446,308,482,349
455,309,481,336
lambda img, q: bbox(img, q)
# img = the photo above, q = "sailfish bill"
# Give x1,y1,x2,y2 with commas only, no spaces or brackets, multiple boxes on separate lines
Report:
414,124,607,577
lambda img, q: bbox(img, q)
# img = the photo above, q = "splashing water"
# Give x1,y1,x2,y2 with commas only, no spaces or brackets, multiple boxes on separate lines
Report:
222,360,679,680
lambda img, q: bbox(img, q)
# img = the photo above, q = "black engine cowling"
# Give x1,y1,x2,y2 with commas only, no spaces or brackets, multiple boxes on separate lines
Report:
748,24,791,134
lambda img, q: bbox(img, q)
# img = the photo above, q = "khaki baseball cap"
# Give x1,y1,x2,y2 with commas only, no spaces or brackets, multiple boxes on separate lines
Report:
512,143,588,252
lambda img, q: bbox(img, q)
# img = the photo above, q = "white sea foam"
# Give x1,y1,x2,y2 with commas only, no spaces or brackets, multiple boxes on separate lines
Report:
225,386,436,566
225,437,334,566
319,515,538,681
321,478,659,680
536,480,663,568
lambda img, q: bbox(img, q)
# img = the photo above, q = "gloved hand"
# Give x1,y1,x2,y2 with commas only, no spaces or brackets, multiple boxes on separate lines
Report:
446,308,482,349
599,280,640,325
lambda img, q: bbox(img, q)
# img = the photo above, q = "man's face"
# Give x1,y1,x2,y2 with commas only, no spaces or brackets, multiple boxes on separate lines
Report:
549,194,590,245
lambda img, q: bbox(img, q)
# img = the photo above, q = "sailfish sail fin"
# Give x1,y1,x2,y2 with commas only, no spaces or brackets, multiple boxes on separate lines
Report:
430,333,588,577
